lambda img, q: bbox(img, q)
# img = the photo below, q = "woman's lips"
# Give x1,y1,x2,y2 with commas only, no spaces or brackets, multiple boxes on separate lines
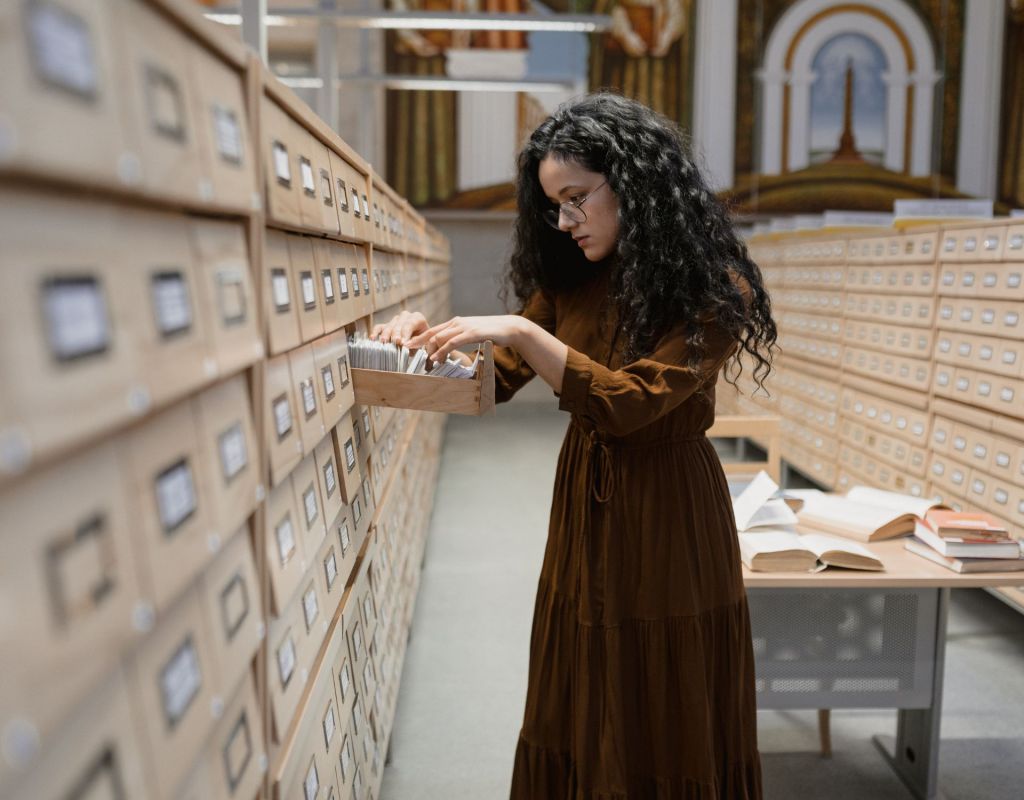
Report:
575,236,589,247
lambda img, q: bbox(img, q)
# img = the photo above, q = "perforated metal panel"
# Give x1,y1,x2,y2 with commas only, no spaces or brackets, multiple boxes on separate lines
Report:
748,588,939,709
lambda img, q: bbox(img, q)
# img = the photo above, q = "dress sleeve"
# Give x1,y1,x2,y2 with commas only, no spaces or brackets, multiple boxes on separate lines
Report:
556,318,738,437
492,289,557,404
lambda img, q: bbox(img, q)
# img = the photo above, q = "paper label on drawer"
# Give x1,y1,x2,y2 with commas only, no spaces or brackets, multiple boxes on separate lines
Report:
362,661,372,693
322,271,335,303
1003,351,1017,364
979,345,994,360
321,366,335,400
952,470,965,485
320,170,333,205
957,342,972,356
43,276,110,361
978,381,992,396
361,409,371,434
275,515,296,565
272,141,290,184
218,423,248,481
353,625,363,659
353,495,363,524
277,635,296,686
351,188,361,215
344,439,356,472
323,549,338,591
300,158,315,197
983,273,998,287
1009,273,1022,288
301,273,316,308
323,460,337,496
962,272,976,287
361,270,370,294
160,636,202,728
340,661,352,699
350,268,360,296
217,269,247,325
953,436,966,451
271,269,290,310
996,452,1011,468
339,521,351,554
303,585,319,630
955,377,968,391
961,308,975,322
361,195,369,220
973,444,988,459
338,356,350,387
338,270,349,296
940,306,953,320
323,703,337,748
304,759,319,800
223,710,253,792
981,309,995,324
1005,312,1020,327
363,594,373,622
220,571,250,641
151,272,193,337
1000,387,1014,402
145,64,186,141
273,395,292,439
212,105,243,165
303,485,318,526
28,3,98,97
155,460,197,535
301,379,317,418
340,736,352,780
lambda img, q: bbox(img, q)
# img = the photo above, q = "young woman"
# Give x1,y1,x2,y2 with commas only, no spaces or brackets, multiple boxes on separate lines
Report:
372,92,775,799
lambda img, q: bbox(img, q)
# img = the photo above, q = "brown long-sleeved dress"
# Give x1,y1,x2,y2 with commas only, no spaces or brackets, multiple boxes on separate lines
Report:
495,264,763,799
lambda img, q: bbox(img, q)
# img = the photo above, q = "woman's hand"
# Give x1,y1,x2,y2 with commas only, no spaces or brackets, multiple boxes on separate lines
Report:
405,315,525,363
370,310,430,345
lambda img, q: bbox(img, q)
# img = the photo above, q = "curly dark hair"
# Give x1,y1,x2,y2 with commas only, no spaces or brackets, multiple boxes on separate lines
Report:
503,92,776,393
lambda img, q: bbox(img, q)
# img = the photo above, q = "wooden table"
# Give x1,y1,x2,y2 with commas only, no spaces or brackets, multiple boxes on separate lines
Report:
741,538,1024,800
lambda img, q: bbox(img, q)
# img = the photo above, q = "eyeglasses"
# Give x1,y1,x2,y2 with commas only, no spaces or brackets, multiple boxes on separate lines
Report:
542,180,607,230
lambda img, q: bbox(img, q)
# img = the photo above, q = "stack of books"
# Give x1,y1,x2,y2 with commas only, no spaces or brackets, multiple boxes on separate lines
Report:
905,510,1024,573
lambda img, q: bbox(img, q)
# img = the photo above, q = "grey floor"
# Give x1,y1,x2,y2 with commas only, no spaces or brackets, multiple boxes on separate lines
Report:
380,401,1024,800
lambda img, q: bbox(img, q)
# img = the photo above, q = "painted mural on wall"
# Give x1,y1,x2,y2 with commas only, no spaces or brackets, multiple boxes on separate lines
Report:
383,0,1021,214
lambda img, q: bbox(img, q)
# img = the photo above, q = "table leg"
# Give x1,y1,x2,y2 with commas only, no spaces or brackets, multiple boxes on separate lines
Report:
872,587,949,800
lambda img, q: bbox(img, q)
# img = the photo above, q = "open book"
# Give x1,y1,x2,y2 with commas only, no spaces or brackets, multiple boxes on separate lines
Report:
791,486,949,543
731,471,800,532
739,530,884,572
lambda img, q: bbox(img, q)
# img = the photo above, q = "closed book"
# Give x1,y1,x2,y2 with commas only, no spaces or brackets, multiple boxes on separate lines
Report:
905,539,1024,574
913,521,1022,559
922,509,1009,540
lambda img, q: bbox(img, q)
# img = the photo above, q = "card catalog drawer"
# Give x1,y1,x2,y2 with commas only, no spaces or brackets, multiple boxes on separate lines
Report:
192,374,260,539
315,436,346,534
264,229,302,356
0,0,129,188
972,263,1024,301
312,240,345,334
291,450,328,558
332,418,364,506
0,192,141,474
207,673,264,800
121,209,211,407
317,331,357,426
126,588,217,799
189,218,263,375
928,452,970,498
310,137,341,235
266,594,310,742
265,353,303,487
4,668,147,800
1004,224,1024,261
289,343,327,454
265,464,307,615
121,399,213,613
188,43,255,211
328,150,357,240
315,534,346,624
293,128,326,233
199,525,261,699
950,423,995,474
119,0,204,204
0,443,143,784
261,97,302,227
288,235,327,344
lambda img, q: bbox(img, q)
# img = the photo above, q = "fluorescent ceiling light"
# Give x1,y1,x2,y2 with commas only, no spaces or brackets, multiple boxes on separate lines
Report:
277,75,577,93
206,10,610,33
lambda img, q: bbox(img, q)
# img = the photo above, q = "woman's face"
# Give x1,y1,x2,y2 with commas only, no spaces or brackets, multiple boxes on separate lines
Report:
538,155,620,262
